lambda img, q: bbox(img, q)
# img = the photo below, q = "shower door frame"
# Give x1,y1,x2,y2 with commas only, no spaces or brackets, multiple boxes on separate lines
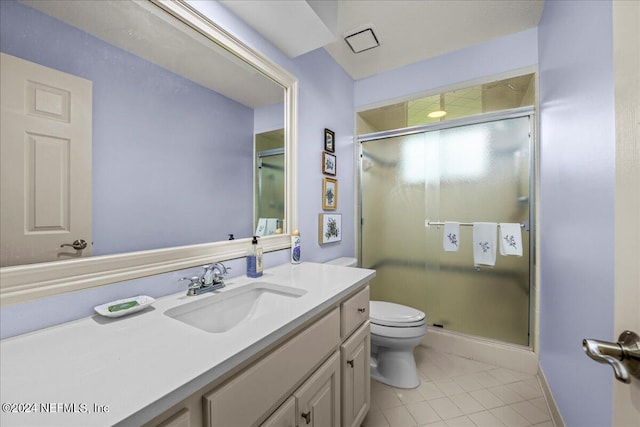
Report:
357,106,536,347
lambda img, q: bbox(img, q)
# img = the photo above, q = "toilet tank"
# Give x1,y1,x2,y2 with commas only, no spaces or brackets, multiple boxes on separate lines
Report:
324,257,358,267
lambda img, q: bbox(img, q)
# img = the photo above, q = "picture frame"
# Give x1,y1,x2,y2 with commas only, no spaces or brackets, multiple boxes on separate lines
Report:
318,213,342,244
322,151,337,175
322,177,338,210
324,128,335,153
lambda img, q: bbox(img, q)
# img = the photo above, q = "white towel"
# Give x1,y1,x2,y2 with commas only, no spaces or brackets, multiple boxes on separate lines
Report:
473,222,498,267
499,223,523,256
443,222,460,252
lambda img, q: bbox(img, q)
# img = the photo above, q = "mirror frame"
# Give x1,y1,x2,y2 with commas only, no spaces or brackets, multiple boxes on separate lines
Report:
0,0,298,306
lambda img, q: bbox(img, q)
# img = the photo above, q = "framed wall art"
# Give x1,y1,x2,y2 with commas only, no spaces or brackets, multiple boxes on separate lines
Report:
324,128,335,153
322,177,338,210
322,151,336,175
318,213,342,244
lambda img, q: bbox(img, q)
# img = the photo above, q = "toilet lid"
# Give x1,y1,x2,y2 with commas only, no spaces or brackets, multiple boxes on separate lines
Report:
369,301,426,327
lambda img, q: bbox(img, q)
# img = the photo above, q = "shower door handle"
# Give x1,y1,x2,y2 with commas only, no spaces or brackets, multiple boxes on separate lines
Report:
582,330,640,384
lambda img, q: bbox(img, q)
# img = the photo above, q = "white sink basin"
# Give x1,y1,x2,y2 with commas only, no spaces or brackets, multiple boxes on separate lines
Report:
165,282,307,333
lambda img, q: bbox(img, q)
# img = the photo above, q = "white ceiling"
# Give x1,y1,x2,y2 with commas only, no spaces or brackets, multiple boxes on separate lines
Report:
224,0,545,80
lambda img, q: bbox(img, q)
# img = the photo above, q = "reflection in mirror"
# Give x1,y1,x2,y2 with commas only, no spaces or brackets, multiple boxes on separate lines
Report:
0,0,286,267
255,129,285,236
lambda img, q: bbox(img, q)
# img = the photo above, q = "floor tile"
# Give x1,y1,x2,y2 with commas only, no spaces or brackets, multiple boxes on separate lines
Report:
448,392,485,415
429,397,464,420
510,400,550,424
406,400,441,425
470,371,502,388
529,397,549,411
363,409,391,427
467,410,506,427
417,381,446,400
373,386,404,409
487,384,527,404
396,387,427,405
532,421,554,427
420,421,447,427
469,389,505,409
490,405,531,427
507,380,543,400
433,379,465,396
366,346,556,427
421,363,451,381
444,415,476,427
383,405,418,427
487,368,521,384
452,374,485,392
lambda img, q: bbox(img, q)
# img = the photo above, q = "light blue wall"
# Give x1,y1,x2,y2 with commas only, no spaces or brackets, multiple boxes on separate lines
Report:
538,1,615,426
355,27,538,109
188,0,357,264
0,0,255,254
1,0,355,339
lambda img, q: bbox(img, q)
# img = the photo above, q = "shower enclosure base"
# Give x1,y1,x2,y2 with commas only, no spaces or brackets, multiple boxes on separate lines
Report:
424,328,538,374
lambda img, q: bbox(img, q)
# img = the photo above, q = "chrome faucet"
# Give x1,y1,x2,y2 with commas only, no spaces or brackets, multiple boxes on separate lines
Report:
179,262,229,296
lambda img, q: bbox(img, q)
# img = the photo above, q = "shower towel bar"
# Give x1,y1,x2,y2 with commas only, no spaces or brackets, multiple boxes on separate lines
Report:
425,220,528,230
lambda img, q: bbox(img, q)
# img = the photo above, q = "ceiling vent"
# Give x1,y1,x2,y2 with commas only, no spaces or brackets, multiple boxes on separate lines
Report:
344,27,380,54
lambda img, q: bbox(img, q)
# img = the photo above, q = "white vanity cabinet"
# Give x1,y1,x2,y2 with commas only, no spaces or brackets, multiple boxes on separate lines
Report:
341,321,371,427
146,284,370,427
293,351,341,427
260,397,295,427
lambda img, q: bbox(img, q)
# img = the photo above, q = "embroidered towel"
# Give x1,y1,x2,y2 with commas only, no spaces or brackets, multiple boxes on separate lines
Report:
443,222,460,252
499,223,523,256
473,222,498,267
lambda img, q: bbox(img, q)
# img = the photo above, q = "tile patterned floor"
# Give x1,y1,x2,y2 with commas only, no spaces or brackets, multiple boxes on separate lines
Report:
363,346,554,427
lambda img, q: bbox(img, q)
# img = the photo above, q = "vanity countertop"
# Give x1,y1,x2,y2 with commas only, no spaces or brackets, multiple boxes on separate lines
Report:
0,262,375,426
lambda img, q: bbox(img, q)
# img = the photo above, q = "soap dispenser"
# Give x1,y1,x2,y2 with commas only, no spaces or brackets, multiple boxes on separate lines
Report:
246,236,263,278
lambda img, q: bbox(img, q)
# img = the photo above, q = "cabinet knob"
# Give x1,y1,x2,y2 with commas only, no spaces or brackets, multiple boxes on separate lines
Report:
347,359,354,368
301,411,311,424
357,307,366,313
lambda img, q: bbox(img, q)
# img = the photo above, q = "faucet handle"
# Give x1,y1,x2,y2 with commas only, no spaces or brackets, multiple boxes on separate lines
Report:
211,262,229,283
179,276,201,289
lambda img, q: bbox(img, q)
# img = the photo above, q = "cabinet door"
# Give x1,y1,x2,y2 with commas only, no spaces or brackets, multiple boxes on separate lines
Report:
155,408,190,427
261,397,295,427
294,351,340,427
341,321,370,427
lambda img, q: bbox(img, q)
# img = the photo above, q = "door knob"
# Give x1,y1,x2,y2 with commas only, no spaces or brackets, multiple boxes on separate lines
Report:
583,330,640,384
60,239,88,250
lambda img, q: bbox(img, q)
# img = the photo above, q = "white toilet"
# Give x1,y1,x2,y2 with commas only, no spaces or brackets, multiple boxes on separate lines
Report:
369,301,427,389
324,257,427,389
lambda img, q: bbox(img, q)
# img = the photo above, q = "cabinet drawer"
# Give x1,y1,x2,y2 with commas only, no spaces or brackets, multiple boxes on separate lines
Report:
204,308,340,427
340,286,369,339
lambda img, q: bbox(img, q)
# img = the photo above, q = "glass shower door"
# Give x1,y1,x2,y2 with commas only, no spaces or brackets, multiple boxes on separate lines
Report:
361,115,532,346
255,150,285,234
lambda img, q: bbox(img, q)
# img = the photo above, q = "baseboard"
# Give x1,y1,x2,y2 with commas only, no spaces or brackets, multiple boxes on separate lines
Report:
537,365,566,427
424,328,538,374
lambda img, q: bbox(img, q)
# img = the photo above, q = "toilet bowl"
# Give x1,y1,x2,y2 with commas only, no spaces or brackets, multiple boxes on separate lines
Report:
369,301,427,389
323,258,427,389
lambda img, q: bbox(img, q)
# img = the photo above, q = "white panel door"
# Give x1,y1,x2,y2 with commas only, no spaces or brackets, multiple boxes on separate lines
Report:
613,1,640,425
0,53,92,267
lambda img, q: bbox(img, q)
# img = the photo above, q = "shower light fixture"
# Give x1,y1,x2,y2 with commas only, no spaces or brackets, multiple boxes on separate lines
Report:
428,110,447,118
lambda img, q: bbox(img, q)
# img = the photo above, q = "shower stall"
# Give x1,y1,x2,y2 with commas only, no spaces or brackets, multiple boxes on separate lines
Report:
359,108,534,346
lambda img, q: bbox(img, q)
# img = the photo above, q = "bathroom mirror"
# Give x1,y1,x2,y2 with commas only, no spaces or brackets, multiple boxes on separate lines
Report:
0,0,297,304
